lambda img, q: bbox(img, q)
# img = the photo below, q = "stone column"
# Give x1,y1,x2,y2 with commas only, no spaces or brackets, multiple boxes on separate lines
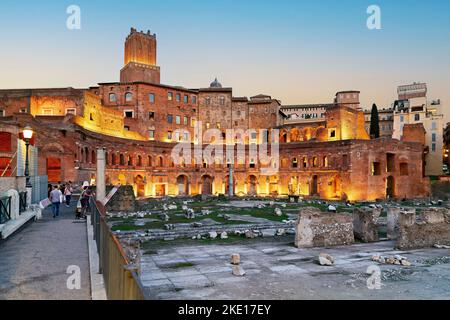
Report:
96,148,106,202
26,186,32,208
229,166,234,197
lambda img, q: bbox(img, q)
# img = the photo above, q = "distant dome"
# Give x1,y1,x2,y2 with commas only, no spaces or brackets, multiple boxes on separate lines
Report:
210,78,222,88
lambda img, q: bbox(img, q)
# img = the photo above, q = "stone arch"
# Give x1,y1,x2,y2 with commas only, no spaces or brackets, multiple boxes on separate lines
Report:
302,127,313,141
311,175,319,196
176,175,189,196
290,128,301,142
201,175,213,195
135,175,145,197
248,175,258,196
316,126,328,141
280,129,289,143
118,174,126,185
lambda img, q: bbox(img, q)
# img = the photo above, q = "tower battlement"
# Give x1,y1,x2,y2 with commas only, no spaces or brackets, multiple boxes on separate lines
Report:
121,27,160,84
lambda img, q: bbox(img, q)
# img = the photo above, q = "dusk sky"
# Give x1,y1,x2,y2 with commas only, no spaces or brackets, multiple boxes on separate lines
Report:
0,0,449,115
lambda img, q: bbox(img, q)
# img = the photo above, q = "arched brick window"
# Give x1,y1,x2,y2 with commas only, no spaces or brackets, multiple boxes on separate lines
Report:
148,155,153,167
125,92,133,102
157,156,163,167
137,155,142,167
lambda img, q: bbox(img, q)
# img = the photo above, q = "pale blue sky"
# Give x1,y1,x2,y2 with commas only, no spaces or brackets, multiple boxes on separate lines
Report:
0,0,449,113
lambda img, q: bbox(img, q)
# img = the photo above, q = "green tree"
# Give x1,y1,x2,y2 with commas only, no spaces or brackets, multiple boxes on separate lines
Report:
370,103,380,139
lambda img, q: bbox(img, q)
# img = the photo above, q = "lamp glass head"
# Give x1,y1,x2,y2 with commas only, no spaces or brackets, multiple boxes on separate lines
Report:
23,126,33,139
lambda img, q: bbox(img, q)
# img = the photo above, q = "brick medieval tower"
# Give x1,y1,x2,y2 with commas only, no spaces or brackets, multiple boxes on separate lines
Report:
120,28,161,84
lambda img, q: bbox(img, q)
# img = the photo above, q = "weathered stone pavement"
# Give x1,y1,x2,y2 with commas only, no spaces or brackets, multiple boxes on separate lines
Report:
0,198,91,300
141,238,450,300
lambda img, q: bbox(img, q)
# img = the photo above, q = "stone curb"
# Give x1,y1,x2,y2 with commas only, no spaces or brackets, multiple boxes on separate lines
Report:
86,215,107,300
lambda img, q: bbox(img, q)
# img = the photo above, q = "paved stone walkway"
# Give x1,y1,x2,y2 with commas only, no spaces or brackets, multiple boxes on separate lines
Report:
141,239,450,300
0,198,91,300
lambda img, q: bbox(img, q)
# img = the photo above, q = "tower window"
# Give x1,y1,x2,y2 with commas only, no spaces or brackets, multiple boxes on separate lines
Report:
149,112,155,120
109,93,116,102
149,93,155,103
125,92,133,102
372,162,381,176
124,111,134,118
330,129,336,138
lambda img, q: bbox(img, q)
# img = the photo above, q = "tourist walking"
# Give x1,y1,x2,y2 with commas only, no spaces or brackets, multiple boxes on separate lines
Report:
64,182,73,207
49,185,62,218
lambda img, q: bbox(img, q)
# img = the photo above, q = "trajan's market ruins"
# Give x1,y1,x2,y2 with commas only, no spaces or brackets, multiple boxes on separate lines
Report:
0,28,430,201
1,27,449,302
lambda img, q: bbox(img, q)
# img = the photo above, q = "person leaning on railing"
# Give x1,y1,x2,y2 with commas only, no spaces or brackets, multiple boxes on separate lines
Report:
77,187,95,220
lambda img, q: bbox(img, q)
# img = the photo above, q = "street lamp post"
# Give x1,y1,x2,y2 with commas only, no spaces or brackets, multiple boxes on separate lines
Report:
22,126,34,206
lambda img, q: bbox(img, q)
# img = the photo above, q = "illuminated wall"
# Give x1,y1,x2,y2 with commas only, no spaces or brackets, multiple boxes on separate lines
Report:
74,92,148,141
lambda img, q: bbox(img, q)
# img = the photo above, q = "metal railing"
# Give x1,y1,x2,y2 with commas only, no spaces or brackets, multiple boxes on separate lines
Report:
0,196,11,224
19,191,27,214
90,198,146,300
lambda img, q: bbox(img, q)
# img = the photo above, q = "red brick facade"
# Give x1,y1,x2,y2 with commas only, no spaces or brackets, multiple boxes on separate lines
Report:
0,28,430,200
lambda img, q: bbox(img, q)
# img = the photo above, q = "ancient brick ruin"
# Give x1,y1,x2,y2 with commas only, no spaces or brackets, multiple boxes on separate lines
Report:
353,207,381,243
295,207,354,248
396,208,450,250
